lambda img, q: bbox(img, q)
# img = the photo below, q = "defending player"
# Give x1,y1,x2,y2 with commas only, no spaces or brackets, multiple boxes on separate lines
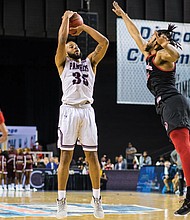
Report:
112,1,190,216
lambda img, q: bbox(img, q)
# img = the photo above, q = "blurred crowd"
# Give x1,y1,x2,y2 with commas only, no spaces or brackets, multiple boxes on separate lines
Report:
0,141,185,195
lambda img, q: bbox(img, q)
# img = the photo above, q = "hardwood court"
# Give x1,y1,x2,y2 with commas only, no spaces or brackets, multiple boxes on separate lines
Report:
0,190,188,219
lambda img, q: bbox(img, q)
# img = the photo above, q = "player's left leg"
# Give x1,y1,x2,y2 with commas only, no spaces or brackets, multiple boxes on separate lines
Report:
84,151,104,219
170,128,190,216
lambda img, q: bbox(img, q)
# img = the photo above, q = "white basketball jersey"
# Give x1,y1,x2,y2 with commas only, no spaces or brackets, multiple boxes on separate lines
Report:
60,57,95,105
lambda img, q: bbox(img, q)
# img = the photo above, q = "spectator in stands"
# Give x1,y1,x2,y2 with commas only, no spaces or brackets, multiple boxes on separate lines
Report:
31,141,43,152
114,156,119,164
125,142,137,169
43,157,50,166
162,160,177,193
171,149,185,196
100,155,107,170
31,141,43,160
139,151,152,169
156,156,165,166
114,155,127,170
46,157,58,172
81,158,89,175
104,158,114,170
37,159,46,168
133,155,139,169
54,157,59,167
76,156,84,170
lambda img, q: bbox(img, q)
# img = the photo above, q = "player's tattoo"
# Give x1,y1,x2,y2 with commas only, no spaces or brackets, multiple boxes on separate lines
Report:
93,45,103,57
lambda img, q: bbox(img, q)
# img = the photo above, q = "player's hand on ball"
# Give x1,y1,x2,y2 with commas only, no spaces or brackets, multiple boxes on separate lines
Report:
62,10,75,19
69,25,83,36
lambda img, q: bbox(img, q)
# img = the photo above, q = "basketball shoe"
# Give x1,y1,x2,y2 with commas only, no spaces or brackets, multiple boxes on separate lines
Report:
91,196,104,219
56,198,67,219
174,198,190,216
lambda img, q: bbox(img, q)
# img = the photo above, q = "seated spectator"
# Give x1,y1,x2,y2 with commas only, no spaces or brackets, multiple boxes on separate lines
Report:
162,160,177,193
81,158,89,175
76,156,84,170
156,156,165,166
100,155,107,170
46,157,58,172
114,155,127,170
139,151,152,169
104,158,114,170
44,157,49,166
170,149,185,196
133,156,139,169
54,157,59,167
37,159,46,168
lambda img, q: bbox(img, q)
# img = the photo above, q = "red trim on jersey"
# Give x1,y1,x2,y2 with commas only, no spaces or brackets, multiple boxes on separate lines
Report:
152,57,176,72
145,53,156,61
0,111,5,124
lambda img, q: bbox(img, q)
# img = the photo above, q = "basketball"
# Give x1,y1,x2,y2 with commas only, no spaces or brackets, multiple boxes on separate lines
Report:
69,13,84,28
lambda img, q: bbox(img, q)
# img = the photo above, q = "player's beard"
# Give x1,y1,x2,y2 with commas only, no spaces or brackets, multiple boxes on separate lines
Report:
68,52,82,60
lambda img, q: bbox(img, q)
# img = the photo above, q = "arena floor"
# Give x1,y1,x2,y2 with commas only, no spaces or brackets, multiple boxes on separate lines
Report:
0,190,187,219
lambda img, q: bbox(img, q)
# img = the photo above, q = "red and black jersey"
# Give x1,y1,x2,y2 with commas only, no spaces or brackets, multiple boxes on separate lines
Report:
146,54,179,101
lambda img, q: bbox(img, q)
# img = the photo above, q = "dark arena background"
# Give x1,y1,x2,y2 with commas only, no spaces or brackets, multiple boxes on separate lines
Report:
1,0,190,163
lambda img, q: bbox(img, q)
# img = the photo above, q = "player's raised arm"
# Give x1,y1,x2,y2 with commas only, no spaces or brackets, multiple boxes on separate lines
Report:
84,25,109,68
55,10,75,75
71,23,109,73
112,1,148,56
154,31,180,62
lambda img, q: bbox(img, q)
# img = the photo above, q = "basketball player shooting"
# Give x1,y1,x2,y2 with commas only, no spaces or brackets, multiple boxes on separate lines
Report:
0,110,8,143
55,10,109,219
112,1,190,216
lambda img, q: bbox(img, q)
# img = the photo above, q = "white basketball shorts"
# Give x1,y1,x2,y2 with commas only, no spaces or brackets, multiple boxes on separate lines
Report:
57,104,98,151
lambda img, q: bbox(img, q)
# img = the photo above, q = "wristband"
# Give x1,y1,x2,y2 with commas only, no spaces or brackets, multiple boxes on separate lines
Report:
0,111,5,124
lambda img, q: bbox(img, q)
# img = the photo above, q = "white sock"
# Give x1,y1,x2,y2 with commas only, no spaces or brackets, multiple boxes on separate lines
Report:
58,190,66,200
92,188,100,199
